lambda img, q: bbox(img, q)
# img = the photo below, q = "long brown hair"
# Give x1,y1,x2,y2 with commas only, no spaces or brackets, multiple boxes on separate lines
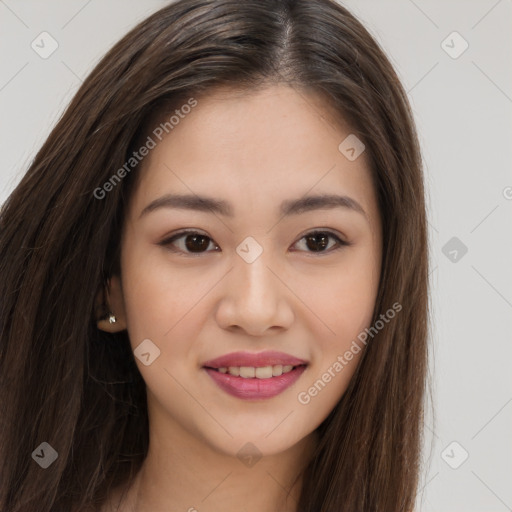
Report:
0,1,430,510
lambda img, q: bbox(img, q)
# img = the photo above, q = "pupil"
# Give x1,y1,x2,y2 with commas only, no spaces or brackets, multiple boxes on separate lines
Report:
307,233,328,251
185,234,209,252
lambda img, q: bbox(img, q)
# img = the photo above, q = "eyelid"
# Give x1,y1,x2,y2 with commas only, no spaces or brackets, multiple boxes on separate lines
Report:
295,227,349,245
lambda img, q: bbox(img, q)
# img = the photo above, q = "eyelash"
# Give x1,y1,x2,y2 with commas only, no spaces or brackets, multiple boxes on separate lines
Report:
159,229,350,256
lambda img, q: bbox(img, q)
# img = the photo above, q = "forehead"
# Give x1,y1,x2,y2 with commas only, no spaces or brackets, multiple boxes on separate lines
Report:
129,84,378,224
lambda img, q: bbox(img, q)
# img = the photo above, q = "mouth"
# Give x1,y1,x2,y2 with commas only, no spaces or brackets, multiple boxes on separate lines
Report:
203,363,307,379
201,350,309,400
201,350,309,371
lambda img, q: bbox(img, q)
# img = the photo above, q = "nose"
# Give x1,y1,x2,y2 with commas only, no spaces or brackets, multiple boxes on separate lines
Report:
215,249,294,336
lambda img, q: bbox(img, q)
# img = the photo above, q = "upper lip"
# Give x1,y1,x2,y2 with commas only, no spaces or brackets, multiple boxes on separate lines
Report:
202,350,308,369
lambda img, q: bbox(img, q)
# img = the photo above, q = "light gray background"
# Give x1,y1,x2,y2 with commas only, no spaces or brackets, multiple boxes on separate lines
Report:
1,1,511,511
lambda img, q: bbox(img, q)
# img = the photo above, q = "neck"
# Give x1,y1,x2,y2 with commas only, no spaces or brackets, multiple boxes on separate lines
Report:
110,409,318,512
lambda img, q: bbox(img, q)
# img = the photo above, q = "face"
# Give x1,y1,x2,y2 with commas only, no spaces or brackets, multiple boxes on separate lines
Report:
101,84,382,458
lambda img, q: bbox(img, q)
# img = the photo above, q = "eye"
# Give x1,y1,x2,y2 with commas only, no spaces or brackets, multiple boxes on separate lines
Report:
159,229,349,256
159,230,219,255
291,230,349,254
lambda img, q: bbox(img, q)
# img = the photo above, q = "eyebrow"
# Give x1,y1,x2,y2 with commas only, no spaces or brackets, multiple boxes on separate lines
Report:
139,193,367,220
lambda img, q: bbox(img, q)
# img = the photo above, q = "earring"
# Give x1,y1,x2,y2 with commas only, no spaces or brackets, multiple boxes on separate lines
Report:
108,313,117,324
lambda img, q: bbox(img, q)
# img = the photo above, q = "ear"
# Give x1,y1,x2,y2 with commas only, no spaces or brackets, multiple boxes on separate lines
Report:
95,275,127,332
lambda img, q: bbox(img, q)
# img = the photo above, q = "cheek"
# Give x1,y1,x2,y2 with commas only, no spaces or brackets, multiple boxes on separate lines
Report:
119,240,205,351
119,247,210,404
291,247,380,333
291,249,379,407
299,275,375,369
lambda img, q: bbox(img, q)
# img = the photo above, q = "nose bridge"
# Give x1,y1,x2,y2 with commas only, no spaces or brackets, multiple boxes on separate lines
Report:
233,242,277,306
216,237,293,334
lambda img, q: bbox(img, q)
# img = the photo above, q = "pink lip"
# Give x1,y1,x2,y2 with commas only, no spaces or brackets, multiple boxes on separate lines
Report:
202,350,308,369
202,351,309,400
204,365,307,400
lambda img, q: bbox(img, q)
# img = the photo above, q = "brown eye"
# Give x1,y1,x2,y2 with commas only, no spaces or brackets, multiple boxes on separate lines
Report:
160,230,219,254
292,230,348,254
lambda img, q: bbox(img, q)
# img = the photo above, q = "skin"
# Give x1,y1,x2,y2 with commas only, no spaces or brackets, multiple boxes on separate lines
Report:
96,84,382,512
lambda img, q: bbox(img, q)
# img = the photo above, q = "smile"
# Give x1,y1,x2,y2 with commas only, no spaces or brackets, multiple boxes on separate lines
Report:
211,364,297,378
203,364,308,400
201,350,309,400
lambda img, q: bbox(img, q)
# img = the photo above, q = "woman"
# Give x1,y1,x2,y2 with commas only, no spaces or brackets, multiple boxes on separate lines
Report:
0,0,430,510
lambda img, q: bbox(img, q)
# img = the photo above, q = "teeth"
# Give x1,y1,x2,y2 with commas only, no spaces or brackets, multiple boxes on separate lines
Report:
215,365,297,379
272,365,283,376
255,366,272,379
239,366,255,378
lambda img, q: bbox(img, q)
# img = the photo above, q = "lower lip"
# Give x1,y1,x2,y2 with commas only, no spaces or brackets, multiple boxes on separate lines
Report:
203,365,307,400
